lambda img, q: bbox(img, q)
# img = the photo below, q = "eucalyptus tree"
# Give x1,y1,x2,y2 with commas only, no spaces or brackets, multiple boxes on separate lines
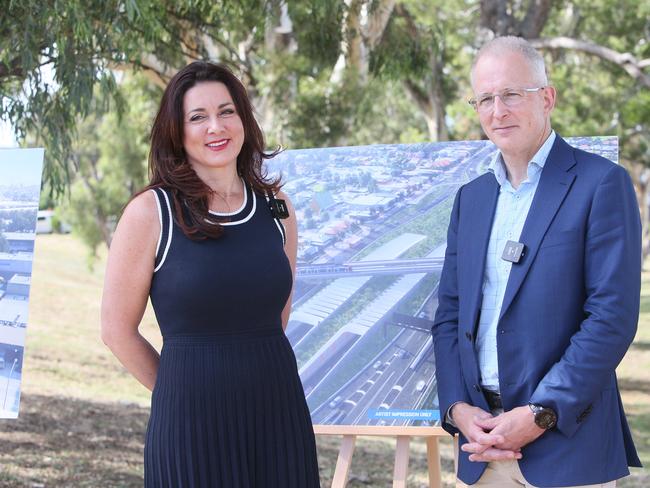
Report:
61,74,159,260
0,0,283,193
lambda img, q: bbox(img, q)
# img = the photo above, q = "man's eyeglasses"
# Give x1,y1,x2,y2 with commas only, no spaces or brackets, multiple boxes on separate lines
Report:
468,87,545,112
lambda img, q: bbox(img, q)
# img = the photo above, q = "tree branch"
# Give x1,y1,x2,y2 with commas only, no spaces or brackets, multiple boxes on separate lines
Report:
0,40,53,80
530,36,650,88
363,0,396,51
403,78,431,111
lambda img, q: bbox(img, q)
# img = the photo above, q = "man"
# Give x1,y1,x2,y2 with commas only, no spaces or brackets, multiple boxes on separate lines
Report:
432,36,642,487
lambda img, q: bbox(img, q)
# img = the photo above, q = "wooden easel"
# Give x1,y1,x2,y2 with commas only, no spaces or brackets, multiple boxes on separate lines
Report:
314,425,458,488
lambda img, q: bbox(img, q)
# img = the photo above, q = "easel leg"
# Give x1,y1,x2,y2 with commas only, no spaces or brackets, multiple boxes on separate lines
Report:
454,435,461,488
453,435,459,474
393,435,410,488
331,434,357,488
426,436,442,488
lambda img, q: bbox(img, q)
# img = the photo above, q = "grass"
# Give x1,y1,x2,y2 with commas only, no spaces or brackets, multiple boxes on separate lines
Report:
617,266,650,483
25,235,162,405
0,233,648,487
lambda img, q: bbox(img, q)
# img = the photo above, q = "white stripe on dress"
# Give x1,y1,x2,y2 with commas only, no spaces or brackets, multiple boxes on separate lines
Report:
154,189,173,273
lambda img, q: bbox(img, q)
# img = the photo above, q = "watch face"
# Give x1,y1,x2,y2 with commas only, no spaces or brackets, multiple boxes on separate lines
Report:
536,409,557,429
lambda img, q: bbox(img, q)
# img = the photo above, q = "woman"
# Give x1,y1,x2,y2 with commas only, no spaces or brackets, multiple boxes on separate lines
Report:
101,61,320,487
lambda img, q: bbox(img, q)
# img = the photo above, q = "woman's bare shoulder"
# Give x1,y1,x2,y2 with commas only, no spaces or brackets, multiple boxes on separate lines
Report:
113,190,161,247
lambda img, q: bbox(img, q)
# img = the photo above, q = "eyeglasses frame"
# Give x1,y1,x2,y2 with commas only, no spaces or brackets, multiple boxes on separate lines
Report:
468,86,546,112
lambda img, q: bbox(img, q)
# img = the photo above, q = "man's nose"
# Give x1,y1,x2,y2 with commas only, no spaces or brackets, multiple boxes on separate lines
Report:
492,95,510,117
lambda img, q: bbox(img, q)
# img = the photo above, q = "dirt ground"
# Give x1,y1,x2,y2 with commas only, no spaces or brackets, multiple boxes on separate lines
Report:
0,393,459,488
1,393,647,487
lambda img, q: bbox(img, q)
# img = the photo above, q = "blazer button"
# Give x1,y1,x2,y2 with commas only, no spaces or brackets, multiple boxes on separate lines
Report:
465,332,472,341
473,384,481,392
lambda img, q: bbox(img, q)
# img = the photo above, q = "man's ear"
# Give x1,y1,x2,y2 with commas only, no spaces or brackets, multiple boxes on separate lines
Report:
543,85,557,115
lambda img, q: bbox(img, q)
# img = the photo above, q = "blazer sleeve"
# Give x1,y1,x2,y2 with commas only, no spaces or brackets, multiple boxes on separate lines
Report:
530,163,641,437
432,186,472,435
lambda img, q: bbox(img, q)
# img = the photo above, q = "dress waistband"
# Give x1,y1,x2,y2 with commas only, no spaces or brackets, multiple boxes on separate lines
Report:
163,326,285,345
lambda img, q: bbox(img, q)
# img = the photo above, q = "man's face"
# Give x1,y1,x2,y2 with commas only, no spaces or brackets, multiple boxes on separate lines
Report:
471,51,555,164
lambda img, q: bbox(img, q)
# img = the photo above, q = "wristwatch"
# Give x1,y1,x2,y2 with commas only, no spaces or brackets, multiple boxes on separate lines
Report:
529,403,557,430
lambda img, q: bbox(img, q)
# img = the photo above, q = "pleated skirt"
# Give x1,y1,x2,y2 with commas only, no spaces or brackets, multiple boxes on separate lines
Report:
144,328,320,487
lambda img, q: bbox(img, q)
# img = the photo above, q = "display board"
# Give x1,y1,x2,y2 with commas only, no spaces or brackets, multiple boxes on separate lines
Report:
0,148,44,418
267,136,618,427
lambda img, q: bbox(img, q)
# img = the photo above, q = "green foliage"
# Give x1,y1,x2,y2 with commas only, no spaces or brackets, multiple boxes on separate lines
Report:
1,1,149,192
369,12,431,79
544,0,650,169
282,70,355,148
0,0,276,194
287,0,344,69
347,79,431,146
5,0,648,255
61,74,159,263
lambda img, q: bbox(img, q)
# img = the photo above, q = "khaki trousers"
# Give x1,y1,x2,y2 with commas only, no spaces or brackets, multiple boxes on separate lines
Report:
457,459,616,488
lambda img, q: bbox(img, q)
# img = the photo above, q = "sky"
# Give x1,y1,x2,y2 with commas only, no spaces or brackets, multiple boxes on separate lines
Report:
0,148,44,186
0,120,42,188
0,120,17,149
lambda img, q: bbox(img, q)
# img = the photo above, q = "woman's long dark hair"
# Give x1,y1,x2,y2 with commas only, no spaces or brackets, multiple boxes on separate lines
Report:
145,61,281,239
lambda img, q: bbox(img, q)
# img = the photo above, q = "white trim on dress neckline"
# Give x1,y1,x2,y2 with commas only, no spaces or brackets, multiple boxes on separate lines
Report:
208,177,248,217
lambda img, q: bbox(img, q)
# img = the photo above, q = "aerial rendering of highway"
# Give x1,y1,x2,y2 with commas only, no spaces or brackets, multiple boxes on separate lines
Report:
268,136,618,427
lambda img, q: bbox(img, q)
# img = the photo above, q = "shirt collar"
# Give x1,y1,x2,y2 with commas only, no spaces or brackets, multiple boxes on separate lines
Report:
488,130,556,188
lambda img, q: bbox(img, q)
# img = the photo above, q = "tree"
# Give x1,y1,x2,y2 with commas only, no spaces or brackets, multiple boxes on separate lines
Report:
1,0,286,192
3,1,147,191
61,74,158,261
524,0,650,254
21,0,647,258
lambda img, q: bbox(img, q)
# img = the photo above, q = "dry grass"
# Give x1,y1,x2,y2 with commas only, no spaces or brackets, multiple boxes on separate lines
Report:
0,234,647,487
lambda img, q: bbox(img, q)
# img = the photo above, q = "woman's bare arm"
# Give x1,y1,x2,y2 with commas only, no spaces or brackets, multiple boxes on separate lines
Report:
101,190,161,391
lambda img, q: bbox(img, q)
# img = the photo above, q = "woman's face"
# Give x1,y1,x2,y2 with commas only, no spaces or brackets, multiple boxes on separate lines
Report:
182,81,245,179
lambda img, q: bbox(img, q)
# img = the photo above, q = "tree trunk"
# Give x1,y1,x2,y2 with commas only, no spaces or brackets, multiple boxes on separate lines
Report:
480,0,554,38
403,75,448,142
393,4,449,142
331,0,395,83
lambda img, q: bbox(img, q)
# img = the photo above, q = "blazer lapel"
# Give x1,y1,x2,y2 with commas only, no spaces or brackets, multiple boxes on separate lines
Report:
461,175,499,333
499,136,577,320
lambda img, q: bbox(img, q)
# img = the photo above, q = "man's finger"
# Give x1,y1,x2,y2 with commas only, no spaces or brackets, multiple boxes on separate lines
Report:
468,447,523,462
460,441,490,454
472,431,504,446
493,443,523,452
473,409,494,420
474,415,499,430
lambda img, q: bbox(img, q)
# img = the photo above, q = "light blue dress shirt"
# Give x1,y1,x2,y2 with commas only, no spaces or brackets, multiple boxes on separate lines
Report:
477,131,557,392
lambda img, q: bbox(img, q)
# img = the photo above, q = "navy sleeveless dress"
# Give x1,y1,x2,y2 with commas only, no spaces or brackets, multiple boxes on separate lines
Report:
144,183,320,487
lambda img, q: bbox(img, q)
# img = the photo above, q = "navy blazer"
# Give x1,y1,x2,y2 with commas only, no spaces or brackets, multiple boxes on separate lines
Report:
432,136,642,486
